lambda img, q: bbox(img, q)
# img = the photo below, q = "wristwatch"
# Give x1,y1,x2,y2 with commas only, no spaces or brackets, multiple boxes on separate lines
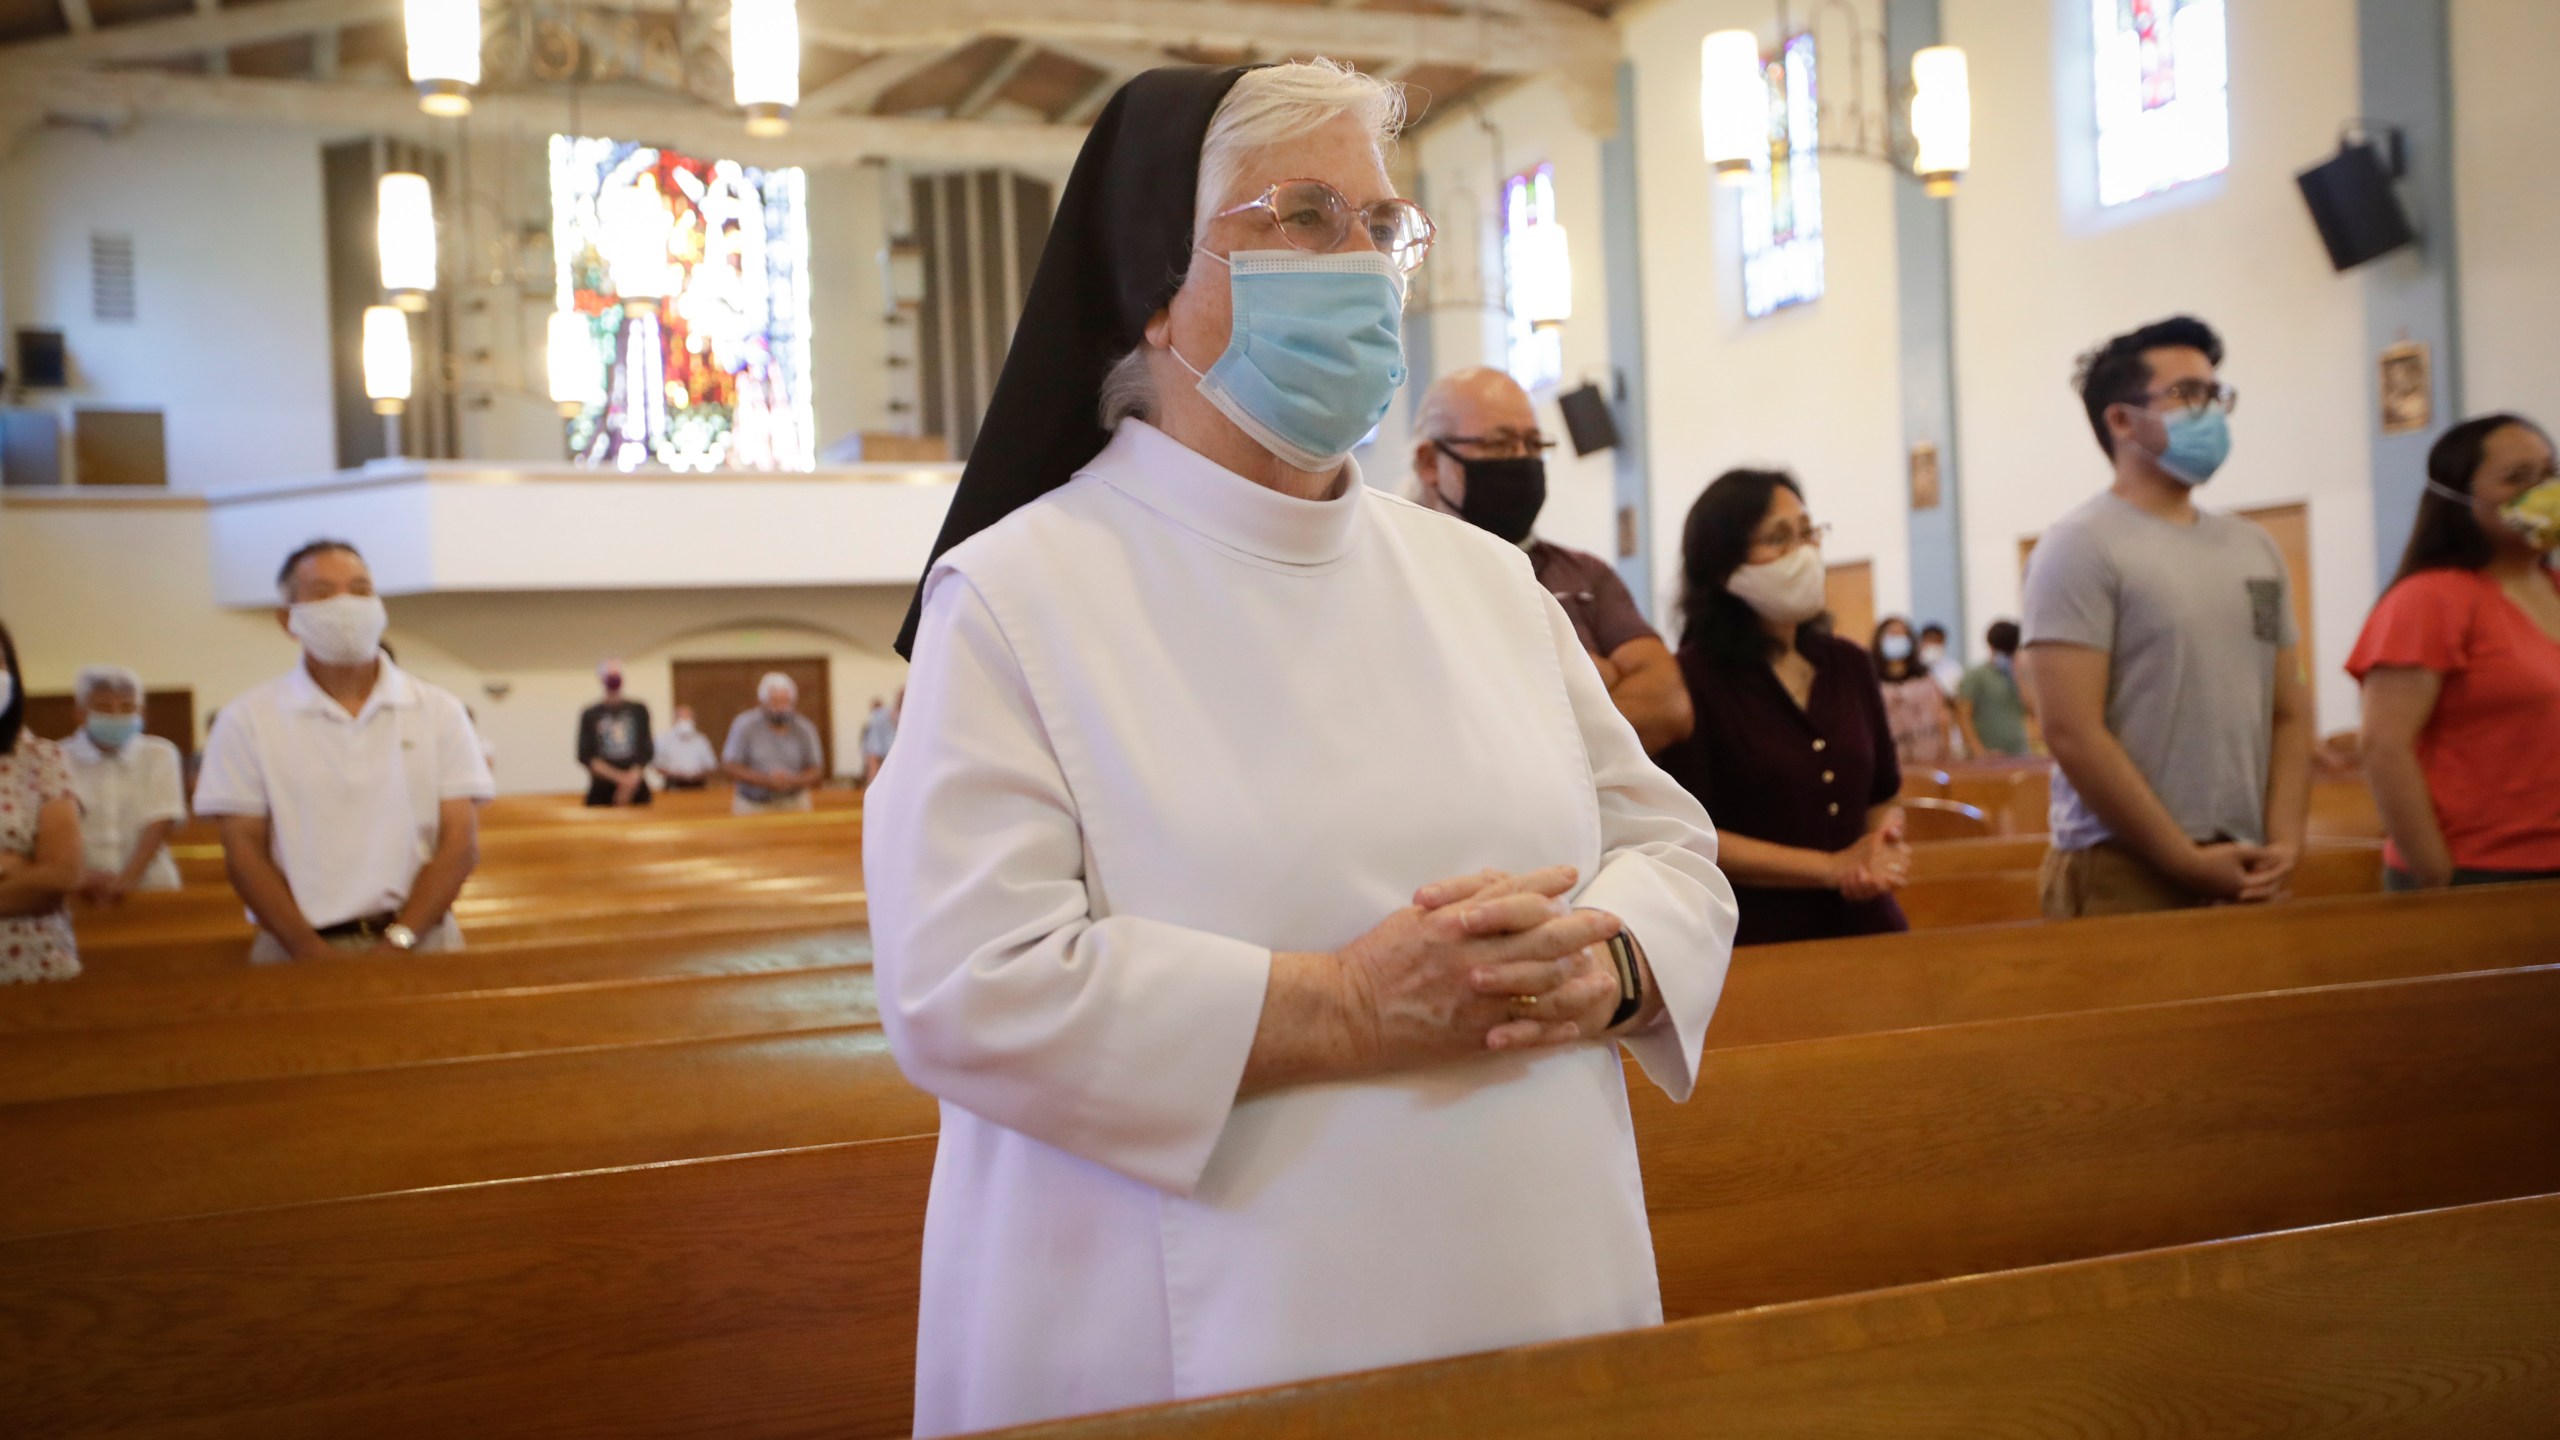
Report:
1604,931,1645,1030
380,922,419,952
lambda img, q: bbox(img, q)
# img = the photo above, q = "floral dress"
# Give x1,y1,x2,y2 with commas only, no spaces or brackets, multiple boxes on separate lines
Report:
1,736,81,983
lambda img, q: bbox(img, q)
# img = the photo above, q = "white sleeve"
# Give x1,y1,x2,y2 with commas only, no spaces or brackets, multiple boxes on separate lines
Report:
190,706,268,817
863,569,1273,1197
435,693,498,800
1542,591,1738,1102
141,738,189,825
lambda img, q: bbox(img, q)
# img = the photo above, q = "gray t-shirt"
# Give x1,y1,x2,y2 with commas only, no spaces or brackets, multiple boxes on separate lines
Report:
722,709,827,802
2022,493,2297,850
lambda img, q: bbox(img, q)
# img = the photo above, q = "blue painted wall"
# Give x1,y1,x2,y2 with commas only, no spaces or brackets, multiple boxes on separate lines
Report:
1600,61,1656,619
1889,0,1969,655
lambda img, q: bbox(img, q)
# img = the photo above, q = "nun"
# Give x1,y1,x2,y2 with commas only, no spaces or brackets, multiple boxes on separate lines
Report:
865,59,1741,1436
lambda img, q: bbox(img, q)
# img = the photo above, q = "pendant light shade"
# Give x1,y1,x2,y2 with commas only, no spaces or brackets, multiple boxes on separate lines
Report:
363,305,414,415
377,171,438,312
1700,30,1765,184
405,0,481,116
731,0,800,137
1910,45,1972,198
547,309,604,417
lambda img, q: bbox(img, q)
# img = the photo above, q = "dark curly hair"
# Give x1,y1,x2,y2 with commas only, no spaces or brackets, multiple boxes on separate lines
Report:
2073,315,2224,459
1676,468,1831,668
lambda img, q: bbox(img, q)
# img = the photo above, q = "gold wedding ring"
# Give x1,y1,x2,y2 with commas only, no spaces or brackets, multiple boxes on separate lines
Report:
1511,993,1541,1013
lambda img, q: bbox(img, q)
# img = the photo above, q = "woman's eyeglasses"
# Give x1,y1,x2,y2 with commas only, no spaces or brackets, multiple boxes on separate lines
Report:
1748,520,1831,556
1211,179,1437,273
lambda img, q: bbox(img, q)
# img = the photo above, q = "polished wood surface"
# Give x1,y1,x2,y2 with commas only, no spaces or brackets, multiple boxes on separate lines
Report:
995,1191,2560,1440
0,963,881,1104
0,1025,937,1239
1646,963,2560,1319
1710,880,2560,1048
1896,837,2382,928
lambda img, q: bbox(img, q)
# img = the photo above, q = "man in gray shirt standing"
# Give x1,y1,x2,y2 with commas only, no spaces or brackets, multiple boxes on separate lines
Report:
723,672,828,815
2020,315,2314,918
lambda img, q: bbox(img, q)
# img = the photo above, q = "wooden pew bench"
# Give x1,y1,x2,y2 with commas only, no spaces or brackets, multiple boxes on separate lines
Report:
1896,837,2381,928
0,963,880,1105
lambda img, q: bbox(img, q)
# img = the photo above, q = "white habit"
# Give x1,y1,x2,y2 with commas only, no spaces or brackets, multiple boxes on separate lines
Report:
865,420,1739,1436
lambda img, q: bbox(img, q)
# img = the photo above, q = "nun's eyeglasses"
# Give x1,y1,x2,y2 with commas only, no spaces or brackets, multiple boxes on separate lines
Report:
1212,180,1437,273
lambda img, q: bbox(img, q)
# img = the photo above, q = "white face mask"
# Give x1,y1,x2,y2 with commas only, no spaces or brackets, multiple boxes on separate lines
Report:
1726,542,1828,624
289,593,389,667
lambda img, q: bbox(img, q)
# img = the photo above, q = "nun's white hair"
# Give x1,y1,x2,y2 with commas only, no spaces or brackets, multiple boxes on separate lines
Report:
1099,60,1406,429
75,664,143,707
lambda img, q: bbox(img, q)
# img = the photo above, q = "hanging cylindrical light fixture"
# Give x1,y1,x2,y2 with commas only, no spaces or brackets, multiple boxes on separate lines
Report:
1699,30,1766,184
363,305,414,415
731,0,800,138
547,309,604,417
1910,45,1972,198
404,0,480,117
601,175,672,314
377,171,438,313
1515,223,1573,329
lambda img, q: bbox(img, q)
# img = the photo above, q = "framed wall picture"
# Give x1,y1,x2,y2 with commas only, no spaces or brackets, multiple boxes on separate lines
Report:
1909,442,1942,510
2379,340,2432,435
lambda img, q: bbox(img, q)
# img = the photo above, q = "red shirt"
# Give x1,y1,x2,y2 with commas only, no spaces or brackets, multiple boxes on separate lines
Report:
2346,566,2560,872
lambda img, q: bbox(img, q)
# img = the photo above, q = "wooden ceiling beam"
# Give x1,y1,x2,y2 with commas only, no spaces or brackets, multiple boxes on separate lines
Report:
2,0,386,67
21,68,1093,166
798,42,959,116
951,37,1035,119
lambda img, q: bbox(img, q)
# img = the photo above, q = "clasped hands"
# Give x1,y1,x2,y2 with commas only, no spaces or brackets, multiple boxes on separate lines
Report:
1830,807,1912,901
1328,864,1626,1070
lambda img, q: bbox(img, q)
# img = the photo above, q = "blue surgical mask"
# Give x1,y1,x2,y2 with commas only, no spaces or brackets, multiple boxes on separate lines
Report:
2152,407,2233,486
1880,634,1914,662
85,713,142,749
1171,249,1408,471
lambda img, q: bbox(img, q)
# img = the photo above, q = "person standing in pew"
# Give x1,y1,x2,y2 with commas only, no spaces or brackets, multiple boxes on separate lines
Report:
2021,316,2314,918
722,672,825,815
64,664,186,903
2350,413,2560,889
652,704,720,791
1956,620,2035,758
1411,366,1694,754
576,659,655,807
868,62,1738,1437
1651,470,1913,945
0,621,84,983
192,540,495,963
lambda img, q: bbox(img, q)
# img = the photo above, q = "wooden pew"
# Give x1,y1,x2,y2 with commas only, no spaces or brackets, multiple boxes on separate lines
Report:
0,928,871,1033
977,1191,2560,1440
1709,880,2560,1048
0,963,881,1105
1895,837,2382,928
0,1025,937,1240
13,959,2558,1439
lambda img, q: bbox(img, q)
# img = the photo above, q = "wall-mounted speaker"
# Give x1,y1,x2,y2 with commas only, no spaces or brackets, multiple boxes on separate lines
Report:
2296,138,2416,272
13,329,67,389
1556,382,1619,457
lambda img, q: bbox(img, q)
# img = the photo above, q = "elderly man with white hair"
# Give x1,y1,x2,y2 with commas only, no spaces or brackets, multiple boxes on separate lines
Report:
64,665,186,904
721,671,826,814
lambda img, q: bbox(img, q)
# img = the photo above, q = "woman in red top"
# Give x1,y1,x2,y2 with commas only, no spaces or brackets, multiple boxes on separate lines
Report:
2348,413,2560,888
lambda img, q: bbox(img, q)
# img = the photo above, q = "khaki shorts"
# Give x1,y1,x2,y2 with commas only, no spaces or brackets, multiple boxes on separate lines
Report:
249,915,464,966
2038,842,2208,920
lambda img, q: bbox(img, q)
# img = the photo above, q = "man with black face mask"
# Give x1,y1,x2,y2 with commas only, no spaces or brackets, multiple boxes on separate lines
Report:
1413,368,1692,754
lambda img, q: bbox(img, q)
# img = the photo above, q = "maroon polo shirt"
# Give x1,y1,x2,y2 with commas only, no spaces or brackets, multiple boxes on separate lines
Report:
1527,540,1658,659
1653,630,1909,946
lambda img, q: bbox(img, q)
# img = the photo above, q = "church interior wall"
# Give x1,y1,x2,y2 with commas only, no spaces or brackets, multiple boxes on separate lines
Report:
1621,0,1916,634
2449,0,2560,419
1944,0,2374,735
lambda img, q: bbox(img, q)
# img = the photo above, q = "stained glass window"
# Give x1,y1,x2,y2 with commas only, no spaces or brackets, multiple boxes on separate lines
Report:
2093,0,2230,207
1502,163,1568,392
549,134,815,472
1742,31,1823,320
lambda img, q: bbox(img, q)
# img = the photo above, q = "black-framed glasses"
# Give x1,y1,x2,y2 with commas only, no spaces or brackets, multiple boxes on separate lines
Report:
1210,179,1437,273
2143,380,2240,416
1748,519,1831,555
1434,431,1559,460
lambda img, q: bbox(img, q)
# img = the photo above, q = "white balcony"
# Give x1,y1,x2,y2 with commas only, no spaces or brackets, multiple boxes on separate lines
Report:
202,460,960,606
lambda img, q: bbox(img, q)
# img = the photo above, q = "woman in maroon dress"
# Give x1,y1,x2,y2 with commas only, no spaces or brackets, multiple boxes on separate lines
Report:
1653,470,1914,945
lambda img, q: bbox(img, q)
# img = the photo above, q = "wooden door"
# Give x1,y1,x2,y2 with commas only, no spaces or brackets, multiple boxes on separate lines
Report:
671,657,835,780
1825,560,1875,648
2237,502,2315,665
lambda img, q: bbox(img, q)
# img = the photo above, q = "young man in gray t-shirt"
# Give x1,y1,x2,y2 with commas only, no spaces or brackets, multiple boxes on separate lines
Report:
2019,315,2315,918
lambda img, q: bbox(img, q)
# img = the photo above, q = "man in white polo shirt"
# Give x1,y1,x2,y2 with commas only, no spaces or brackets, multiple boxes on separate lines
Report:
194,539,495,963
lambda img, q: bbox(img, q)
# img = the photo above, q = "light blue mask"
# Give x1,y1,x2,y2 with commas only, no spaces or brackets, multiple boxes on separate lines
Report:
2153,407,2233,486
1172,249,1408,471
85,712,142,749
1879,634,1913,662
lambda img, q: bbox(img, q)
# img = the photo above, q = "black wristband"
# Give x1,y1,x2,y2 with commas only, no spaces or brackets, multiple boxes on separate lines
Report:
1604,930,1643,1030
